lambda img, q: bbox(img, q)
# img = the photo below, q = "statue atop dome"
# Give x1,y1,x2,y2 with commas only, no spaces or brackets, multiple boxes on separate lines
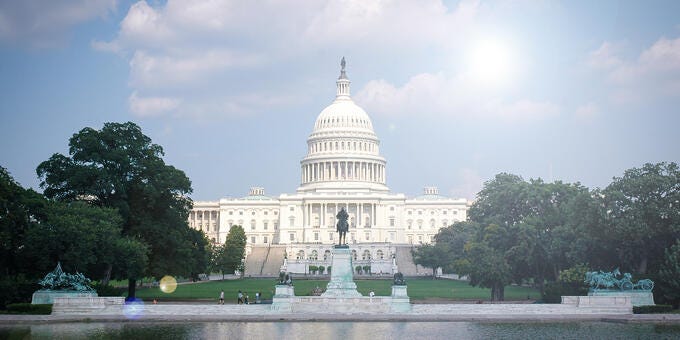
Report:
339,57,348,80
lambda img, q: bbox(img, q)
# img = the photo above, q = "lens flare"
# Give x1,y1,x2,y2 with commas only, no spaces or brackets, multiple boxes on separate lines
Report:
159,275,177,294
123,298,144,319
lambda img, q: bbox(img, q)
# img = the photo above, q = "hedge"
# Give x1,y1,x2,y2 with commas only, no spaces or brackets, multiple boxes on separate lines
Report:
633,305,674,314
6,303,52,315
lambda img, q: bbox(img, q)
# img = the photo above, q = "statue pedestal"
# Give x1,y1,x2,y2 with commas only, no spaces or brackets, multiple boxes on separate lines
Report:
322,246,361,297
271,285,295,312
390,285,411,312
32,290,97,305
589,291,655,307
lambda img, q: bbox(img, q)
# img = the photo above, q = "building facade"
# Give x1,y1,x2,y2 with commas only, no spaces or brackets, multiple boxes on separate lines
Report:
188,60,468,263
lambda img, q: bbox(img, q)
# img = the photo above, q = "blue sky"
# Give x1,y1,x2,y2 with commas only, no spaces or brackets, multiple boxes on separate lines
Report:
1,0,679,201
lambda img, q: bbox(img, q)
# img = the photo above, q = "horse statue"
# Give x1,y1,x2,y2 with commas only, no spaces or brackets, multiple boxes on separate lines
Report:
585,268,654,292
393,272,406,286
336,207,349,246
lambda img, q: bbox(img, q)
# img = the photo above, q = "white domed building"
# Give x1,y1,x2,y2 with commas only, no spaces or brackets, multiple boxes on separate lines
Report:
189,59,468,276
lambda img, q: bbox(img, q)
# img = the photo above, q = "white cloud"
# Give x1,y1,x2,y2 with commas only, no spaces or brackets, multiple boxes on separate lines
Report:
574,102,599,123
94,0,485,119
0,0,116,48
128,92,180,117
355,72,560,122
589,37,680,101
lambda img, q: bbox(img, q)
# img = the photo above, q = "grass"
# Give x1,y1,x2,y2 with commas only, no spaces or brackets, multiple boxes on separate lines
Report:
130,278,540,303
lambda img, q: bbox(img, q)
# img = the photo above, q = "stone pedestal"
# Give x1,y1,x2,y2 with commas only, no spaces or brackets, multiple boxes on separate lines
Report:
271,285,295,312
31,290,97,305
390,285,411,312
322,246,362,297
589,291,655,307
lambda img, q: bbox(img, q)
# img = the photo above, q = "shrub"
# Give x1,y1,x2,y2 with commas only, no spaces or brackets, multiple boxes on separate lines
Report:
92,282,125,297
542,282,588,303
362,265,371,275
0,276,40,309
6,303,52,315
327,266,331,274
355,266,362,274
318,266,325,275
308,265,318,275
633,305,674,314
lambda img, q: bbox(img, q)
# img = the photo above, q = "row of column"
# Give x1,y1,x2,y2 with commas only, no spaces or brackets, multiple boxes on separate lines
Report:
301,161,385,184
301,202,377,228
191,210,218,233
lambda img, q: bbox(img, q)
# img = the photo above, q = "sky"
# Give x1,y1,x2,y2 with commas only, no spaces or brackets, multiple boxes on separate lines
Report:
1,0,679,201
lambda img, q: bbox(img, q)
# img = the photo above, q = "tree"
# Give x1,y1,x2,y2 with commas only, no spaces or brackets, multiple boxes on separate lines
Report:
221,225,246,275
656,241,680,308
0,166,45,279
598,162,680,274
36,122,207,299
411,243,449,279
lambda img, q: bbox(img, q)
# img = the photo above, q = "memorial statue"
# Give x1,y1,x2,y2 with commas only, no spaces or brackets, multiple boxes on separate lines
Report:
584,268,654,292
336,207,349,246
393,272,406,286
37,262,95,292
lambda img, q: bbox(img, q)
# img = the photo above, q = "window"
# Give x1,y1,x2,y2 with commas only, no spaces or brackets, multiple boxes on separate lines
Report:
251,220,256,230
418,235,423,243
443,210,447,215
239,211,243,215
290,207,294,211
407,210,412,215
314,232,319,241
229,211,233,215
263,236,268,244
251,236,256,244
430,219,435,228
329,232,334,240
377,249,384,259
290,233,295,241
390,206,395,211
418,210,422,215
252,211,256,216
389,218,395,227
264,211,268,215
453,210,458,215
274,211,278,215
289,217,295,227
365,232,370,241
418,220,423,229
263,221,268,230
214,223,218,232
362,250,371,260
407,220,412,230
408,235,413,244
274,221,279,230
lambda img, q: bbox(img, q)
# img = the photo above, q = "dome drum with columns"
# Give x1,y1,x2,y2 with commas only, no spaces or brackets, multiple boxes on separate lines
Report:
188,59,468,276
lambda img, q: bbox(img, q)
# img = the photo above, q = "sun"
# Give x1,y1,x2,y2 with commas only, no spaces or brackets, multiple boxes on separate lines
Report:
466,38,516,87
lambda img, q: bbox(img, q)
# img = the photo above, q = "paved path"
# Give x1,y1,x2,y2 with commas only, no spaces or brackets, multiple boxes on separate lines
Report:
2,304,679,324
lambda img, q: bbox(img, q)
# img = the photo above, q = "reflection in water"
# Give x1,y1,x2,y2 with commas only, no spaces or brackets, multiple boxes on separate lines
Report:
0,321,679,339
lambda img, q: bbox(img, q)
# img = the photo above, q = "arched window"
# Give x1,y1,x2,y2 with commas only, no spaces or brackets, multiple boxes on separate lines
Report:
377,249,384,259
310,250,318,260
324,250,331,261
297,250,305,260
362,250,371,260
351,249,357,260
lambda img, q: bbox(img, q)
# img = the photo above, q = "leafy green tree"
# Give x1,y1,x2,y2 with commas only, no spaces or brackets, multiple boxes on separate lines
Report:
221,225,246,275
412,243,449,279
598,162,680,274
36,122,207,298
0,166,45,279
656,241,680,307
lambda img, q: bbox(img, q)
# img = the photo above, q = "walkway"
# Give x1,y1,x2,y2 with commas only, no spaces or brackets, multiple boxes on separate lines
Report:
2,304,679,323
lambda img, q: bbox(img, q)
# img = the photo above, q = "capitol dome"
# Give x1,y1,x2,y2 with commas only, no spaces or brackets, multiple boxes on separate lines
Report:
298,58,388,193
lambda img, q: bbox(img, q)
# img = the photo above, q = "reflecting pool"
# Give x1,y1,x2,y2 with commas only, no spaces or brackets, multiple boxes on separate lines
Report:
1,321,679,339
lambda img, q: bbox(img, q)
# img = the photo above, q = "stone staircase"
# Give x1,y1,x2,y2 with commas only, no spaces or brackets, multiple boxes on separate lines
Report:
394,246,428,276
261,246,286,276
244,246,286,277
244,246,268,276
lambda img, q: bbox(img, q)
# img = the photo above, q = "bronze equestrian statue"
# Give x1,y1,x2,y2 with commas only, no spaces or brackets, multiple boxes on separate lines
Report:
336,207,349,246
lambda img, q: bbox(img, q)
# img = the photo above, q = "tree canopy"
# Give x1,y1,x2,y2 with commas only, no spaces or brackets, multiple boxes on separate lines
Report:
36,122,209,298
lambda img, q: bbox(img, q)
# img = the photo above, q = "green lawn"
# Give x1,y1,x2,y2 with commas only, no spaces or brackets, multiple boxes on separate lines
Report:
131,278,539,303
